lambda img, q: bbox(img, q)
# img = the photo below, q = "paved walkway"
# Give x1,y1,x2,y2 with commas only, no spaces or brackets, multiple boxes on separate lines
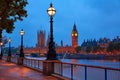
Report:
0,60,58,80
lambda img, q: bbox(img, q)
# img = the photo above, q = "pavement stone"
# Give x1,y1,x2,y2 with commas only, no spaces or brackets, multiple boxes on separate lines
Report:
0,60,59,80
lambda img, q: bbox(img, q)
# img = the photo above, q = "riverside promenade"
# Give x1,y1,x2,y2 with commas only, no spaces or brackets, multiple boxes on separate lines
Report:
0,60,58,80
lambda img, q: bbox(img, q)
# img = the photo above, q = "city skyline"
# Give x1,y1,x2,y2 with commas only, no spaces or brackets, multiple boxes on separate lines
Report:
3,0,120,47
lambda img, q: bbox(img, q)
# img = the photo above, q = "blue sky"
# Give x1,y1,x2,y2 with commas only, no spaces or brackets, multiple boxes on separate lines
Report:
3,0,120,47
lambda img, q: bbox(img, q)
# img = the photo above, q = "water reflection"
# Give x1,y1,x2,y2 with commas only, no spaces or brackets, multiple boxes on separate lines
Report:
61,59,120,69
26,57,120,69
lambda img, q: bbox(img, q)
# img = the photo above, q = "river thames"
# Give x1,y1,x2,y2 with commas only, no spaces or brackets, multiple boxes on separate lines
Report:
26,57,120,69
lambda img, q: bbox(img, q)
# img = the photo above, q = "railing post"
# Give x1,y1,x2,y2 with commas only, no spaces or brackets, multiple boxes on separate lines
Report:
38,60,39,69
7,56,11,62
23,58,25,65
28,59,29,66
27,59,28,66
26,59,27,65
35,60,37,68
31,59,32,67
32,59,35,68
23,58,24,65
17,57,24,65
33,60,34,67
35,60,36,68
85,66,87,80
71,64,73,80
43,61,54,75
61,63,63,76
105,68,107,80
29,59,31,66
43,60,60,76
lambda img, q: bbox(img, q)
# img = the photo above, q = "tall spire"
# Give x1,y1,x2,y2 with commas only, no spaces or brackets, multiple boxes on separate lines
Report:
72,23,77,32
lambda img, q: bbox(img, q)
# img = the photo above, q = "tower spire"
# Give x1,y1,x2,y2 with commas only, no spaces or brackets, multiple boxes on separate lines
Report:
73,23,77,32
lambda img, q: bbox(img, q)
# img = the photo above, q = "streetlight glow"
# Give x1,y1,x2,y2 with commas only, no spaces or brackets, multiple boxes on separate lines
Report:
8,38,12,42
47,3,56,17
20,29,24,36
0,42,3,46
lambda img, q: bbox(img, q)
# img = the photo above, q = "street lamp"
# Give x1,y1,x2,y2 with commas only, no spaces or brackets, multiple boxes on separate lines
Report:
20,29,24,57
47,3,58,60
0,42,3,59
8,38,11,56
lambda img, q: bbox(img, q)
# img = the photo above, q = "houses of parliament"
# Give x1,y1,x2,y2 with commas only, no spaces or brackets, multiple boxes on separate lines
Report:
24,24,78,55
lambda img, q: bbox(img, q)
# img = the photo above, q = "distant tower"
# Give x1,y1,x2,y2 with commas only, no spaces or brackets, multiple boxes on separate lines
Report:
61,40,63,47
37,30,46,48
71,23,78,48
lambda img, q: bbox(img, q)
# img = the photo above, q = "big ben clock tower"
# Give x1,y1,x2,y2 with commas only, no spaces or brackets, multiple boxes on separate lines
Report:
71,23,78,48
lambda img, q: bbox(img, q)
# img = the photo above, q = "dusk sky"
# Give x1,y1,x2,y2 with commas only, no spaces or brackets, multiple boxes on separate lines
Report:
3,0,120,47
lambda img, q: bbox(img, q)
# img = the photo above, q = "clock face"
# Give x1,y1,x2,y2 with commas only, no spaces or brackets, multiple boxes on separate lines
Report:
75,33,78,36
72,33,78,36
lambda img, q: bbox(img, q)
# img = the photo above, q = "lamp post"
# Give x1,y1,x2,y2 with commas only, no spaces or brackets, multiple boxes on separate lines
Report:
0,42,3,59
43,3,59,76
47,3,58,60
8,38,11,56
7,38,12,62
20,29,24,57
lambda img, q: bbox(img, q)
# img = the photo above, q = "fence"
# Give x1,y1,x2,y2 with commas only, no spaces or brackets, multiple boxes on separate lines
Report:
23,58,43,71
2,56,120,80
54,62,120,80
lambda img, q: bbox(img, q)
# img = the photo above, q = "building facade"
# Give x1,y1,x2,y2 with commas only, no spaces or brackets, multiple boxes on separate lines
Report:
24,24,78,55
37,30,46,48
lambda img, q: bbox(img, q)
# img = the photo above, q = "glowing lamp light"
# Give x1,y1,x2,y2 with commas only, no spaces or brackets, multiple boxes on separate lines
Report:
20,29,24,36
8,38,12,42
47,3,56,17
0,42,3,46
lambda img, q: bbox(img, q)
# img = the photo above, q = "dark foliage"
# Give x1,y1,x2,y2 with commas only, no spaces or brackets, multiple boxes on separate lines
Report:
0,0,28,42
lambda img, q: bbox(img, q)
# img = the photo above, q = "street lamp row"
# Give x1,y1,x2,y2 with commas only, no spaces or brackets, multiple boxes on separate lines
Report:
0,28,25,61
1,3,57,61
7,29,24,58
